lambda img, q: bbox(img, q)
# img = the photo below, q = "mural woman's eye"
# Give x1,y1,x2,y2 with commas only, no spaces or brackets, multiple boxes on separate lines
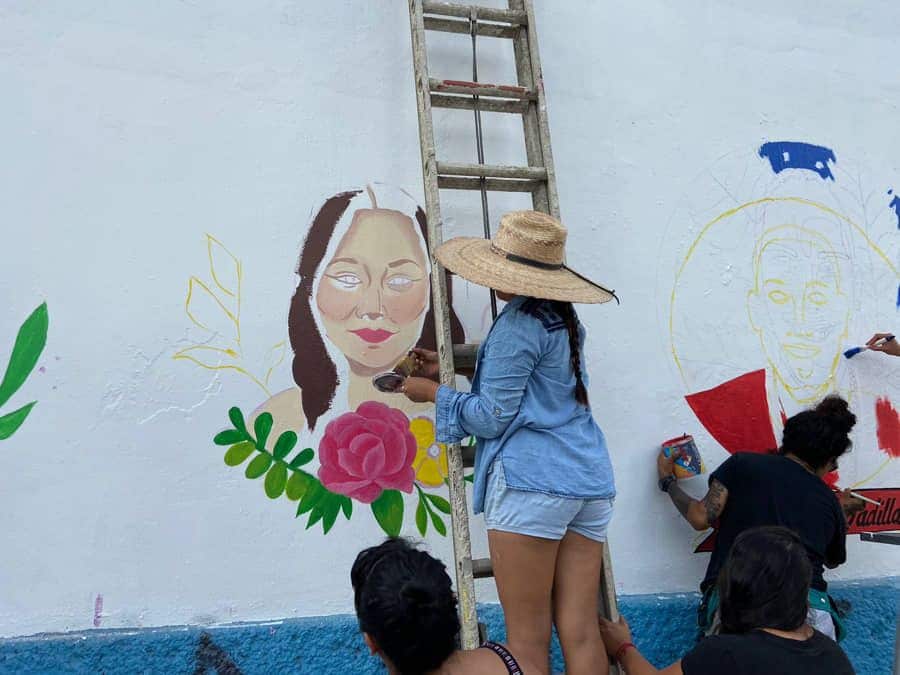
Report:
805,290,828,307
386,275,416,292
327,272,362,290
767,289,791,305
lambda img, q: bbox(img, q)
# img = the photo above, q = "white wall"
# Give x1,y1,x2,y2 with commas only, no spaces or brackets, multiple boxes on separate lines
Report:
1,0,898,637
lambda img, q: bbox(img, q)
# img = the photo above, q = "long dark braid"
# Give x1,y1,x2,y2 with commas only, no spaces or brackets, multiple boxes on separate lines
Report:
520,298,589,406
555,301,589,406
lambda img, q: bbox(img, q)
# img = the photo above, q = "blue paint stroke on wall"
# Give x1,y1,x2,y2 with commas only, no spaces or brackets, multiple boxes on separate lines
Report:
0,580,896,674
896,284,900,309
759,141,837,181
889,189,900,228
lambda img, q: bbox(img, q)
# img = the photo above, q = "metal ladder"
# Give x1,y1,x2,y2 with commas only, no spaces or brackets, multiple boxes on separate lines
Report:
407,0,620,662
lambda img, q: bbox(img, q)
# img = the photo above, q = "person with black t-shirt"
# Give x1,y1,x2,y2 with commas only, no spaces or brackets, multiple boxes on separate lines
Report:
599,527,856,674
656,395,865,640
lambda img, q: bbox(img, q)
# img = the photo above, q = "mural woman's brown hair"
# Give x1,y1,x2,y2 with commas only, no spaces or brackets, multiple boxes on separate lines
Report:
288,189,465,430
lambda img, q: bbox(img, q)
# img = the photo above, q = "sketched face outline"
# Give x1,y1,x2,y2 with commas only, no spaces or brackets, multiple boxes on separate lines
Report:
316,208,430,375
747,224,850,403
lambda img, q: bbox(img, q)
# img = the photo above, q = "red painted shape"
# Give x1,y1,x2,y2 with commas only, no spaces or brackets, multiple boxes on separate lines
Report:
875,397,900,458
845,488,900,533
695,531,717,553
685,370,778,455
823,471,840,488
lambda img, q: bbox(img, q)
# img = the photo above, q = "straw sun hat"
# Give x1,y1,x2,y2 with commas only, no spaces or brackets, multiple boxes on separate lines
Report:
435,210,617,304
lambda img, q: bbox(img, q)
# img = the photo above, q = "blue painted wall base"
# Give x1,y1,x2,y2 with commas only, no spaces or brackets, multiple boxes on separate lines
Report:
1,579,896,674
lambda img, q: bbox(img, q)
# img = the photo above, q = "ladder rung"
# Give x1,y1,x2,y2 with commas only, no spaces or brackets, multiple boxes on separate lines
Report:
438,176,542,193
423,2,528,26
452,342,479,368
460,444,475,468
431,94,529,114
423,16,518,39
437,161,547,181
429,78,535,100
472,557,493,579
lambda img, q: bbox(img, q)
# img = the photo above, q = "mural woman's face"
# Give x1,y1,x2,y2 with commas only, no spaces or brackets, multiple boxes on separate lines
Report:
317,208,429,375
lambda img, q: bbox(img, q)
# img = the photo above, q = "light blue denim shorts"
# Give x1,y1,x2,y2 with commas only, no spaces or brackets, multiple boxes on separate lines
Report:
483,459,614,543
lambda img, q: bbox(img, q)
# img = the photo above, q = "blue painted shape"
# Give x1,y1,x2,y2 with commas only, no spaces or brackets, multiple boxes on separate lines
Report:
759,141,837,180
889,189,900,228
0,579,896,674
896,284,900,309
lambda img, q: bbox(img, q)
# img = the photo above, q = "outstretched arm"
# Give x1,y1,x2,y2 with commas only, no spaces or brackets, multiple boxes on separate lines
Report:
599,616,684,675
658,451,728,531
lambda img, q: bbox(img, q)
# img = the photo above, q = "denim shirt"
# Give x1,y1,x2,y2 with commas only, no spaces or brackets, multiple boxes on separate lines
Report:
435,296,616,514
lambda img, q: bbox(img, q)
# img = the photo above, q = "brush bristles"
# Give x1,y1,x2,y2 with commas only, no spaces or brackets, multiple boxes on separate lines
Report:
843,346,864,359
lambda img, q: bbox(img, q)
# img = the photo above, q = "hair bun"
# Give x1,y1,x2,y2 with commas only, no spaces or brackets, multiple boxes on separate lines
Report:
814,395,856,434
400,580,436,609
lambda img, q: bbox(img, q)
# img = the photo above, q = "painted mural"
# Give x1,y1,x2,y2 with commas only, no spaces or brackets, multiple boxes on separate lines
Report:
177,183,468,537
667,141,900,547
0,303,48,441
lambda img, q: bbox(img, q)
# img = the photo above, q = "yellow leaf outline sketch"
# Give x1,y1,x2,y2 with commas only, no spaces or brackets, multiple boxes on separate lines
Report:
207,234,241,301
175,234,277,397
263,341,287,387
185,276,239,337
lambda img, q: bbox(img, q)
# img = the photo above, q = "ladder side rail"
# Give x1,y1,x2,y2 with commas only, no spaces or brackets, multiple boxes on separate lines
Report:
408,0,480,651
507,0,549,214
511,0,560,219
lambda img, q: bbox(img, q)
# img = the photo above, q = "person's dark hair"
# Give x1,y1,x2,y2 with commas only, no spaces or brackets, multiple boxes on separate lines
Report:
778,395,856,471
288,190,466,430
351,538,459,674
519,299,588,405
718,526,812,634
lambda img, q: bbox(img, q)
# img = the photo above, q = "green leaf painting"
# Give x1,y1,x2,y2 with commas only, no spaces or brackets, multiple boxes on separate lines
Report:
0,402,37,440
0,303,48,441
212,405,468,537
371,490,404,537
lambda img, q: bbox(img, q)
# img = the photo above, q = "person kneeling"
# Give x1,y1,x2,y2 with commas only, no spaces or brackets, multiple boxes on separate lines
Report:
351,538,538,674
599,526,855,674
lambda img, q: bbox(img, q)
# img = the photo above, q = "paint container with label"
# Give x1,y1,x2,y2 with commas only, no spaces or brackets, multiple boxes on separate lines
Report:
372,353,418,393
662,434,705,479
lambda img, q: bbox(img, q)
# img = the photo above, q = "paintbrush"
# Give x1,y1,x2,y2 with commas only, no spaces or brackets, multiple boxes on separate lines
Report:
843,335,895,359
848,491,882,507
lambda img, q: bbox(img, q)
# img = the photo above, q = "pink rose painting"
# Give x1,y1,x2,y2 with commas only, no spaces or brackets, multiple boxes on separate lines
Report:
317,401,417,504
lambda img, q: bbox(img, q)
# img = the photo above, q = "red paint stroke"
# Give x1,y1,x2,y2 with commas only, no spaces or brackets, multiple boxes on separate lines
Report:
93,594,103,628
875,397,900,458
823,471,840,488
695,530,717,553
685,370,778,455
845,488,900,534
696,487,900,552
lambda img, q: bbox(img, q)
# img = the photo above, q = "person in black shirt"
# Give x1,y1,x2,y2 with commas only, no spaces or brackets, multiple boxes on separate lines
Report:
656,395,865,640
599,527,856,674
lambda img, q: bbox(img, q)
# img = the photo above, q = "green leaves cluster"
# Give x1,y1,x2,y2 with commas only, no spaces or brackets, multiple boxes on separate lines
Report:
414,485,450,537
214,406,351,534
0,303,48,441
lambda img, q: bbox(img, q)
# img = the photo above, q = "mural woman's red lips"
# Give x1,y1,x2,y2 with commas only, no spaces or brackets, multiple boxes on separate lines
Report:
350,328,396,344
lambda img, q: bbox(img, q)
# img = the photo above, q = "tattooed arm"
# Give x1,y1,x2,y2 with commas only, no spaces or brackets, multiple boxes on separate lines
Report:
658,451,728,531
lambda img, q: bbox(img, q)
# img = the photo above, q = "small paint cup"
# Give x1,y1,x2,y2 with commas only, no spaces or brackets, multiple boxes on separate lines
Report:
661,434,705,479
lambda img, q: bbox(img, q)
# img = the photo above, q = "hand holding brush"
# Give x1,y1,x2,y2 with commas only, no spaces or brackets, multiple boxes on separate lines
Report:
843,333,897,359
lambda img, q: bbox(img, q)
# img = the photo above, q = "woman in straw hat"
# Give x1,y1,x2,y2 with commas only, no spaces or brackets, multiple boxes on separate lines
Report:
400,211,618,675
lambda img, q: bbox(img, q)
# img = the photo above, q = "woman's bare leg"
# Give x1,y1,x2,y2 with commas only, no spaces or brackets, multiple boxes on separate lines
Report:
552,531,608,675
488,529,560,675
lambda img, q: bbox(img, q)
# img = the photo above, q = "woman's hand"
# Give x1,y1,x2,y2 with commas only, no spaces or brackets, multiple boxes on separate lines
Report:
657,449,678,480
411,348,440,378
865,333,900,356
402,376,440,403
599,615,633,656
837,488,867,517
